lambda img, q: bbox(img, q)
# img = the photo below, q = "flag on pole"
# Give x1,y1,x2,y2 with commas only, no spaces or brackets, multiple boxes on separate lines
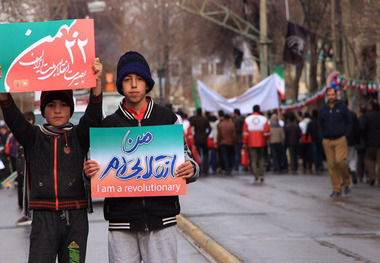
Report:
274,66,285,99
192,78,200,109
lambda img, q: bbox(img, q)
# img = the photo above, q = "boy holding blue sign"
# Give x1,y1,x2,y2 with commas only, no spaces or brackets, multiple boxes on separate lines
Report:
0,58,103,263
84,51,199,263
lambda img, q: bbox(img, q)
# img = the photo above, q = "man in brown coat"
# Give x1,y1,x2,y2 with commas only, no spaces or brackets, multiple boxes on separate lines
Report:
217,114,237,175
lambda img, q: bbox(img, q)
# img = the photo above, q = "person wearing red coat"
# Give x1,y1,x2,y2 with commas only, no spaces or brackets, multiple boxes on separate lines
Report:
243,105,270,182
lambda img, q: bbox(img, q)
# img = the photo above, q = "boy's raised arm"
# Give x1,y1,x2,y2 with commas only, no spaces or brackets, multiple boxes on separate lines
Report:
92,58,102,96
0,65,10,101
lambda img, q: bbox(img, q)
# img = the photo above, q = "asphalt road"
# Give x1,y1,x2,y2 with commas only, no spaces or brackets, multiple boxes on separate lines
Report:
1,170,380,263
180,171,380,263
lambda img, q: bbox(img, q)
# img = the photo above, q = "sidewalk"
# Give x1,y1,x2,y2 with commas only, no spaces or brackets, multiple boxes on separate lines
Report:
0,183,211,263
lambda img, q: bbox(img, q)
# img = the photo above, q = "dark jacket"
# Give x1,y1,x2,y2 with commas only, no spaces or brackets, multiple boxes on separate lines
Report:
284,121,301,147
306,118,320,142
357,115,367,151
233,116,245,144
190,115,211,144
318,100,352,140
101,98,198,232
0,93,103,211
361,109,380,147
347,110,360,146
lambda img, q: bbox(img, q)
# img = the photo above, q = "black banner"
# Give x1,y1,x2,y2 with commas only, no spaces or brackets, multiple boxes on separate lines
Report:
283,21,309,65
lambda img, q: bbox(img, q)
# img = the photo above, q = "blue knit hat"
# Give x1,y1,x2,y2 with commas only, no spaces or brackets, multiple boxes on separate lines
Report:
116,51,155,95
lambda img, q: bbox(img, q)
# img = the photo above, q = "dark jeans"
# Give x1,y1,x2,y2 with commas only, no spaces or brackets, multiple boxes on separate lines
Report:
208,148,217,172
281,147,289,170
300,143,312,171
220,144,235,174
270,143,283,172
0,151,11,182
29,210,89,263
311,141,323,173
234,143,242,170
357,149,366,181
288,146,298,172
196,143,209,175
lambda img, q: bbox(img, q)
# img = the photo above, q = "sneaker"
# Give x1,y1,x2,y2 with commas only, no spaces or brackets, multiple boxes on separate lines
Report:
343,186,351,195
16,216,32,226
330,191,341,198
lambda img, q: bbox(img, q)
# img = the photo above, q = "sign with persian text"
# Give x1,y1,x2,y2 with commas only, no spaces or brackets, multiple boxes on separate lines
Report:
90,125,186,198
0,19,95,93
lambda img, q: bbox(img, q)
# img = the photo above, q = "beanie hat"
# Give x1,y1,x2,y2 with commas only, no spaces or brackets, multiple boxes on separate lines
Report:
116,51,155,95
40,90,74,117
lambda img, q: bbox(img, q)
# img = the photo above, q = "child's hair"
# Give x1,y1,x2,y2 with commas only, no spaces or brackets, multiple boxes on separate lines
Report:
40,90,74,117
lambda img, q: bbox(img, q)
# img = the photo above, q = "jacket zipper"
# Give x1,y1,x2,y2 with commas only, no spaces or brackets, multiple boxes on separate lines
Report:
54,136,59,210
142,198,149,232
138,118,148,230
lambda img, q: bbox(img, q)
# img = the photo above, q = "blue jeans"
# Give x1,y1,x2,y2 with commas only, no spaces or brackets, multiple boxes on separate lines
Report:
270,143,283,172
311,141,323,173
288,146,298,172
234,143,242,170
196,143,209,174
208,148,217,172
281,147,289,170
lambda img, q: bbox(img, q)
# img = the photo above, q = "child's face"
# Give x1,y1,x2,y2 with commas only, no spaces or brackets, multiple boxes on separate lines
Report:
122,73,148,106
44,99,71,127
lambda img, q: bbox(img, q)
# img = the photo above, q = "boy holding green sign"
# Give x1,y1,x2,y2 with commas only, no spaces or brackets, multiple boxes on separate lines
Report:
84,51,199,263
0,58,103,263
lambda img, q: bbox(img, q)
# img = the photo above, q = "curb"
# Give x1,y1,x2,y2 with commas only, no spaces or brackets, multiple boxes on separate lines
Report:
177,214,242,263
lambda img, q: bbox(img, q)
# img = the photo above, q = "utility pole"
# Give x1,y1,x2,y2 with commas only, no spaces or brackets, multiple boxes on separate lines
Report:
260,0,268,79
331,0,343,73
377,28,380,102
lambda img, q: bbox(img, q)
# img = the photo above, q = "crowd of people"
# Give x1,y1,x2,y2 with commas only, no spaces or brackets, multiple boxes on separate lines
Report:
179,90,380,194
1,48,380,261
0,112,36,225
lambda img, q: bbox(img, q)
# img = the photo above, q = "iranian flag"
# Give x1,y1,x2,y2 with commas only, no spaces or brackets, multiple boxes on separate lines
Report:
274,66,285,100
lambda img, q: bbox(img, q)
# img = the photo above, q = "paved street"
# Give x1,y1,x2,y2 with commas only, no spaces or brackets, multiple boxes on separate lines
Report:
1,170,380,263
181,171,380,263
0,184,211,263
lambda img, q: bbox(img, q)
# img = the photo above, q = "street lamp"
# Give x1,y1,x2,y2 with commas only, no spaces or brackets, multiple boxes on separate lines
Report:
157,69,165,105
88,1,106,13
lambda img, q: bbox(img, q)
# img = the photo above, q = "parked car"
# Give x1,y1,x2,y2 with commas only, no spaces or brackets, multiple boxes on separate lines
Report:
103,91,122,117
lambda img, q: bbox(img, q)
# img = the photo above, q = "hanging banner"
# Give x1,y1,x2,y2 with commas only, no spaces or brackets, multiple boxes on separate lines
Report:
283,21,309,65
197,73,281,115
0,19,95,93
90,125,186,198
